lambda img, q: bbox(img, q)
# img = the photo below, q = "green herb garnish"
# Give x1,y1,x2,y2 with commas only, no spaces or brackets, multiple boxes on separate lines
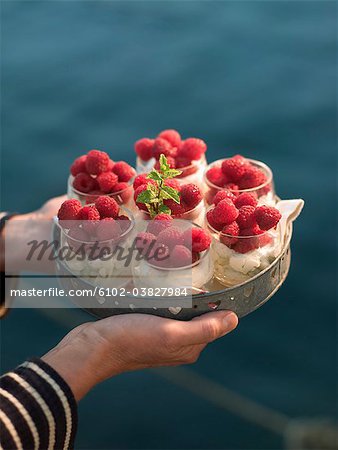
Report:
136,154,182,218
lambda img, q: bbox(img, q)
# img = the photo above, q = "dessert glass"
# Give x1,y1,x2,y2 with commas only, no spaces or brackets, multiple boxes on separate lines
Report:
67,175,134,209
57,207,135,289
204,158,275,206
206,209,281,287
136,155,207,190
132,224,214,292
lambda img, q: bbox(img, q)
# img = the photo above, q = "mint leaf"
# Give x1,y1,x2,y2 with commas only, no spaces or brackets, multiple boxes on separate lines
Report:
158,204,171,214
147,170,162,182
161,185,181,203
159,154,169,172
162,169,182,179
136,189,154,204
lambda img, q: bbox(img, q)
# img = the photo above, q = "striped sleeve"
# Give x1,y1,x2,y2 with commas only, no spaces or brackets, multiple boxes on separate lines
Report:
0,357,78,450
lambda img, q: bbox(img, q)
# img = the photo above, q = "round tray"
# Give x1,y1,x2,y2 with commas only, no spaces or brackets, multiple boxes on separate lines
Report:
53,223,292,320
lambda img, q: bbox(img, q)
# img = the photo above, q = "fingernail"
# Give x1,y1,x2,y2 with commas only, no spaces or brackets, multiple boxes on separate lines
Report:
222,312,238,332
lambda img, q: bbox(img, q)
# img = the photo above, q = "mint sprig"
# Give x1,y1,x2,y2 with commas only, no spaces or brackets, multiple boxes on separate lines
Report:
136,154,182,218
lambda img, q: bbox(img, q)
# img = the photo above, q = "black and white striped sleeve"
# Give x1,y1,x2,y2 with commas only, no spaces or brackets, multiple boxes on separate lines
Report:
0,357,78,450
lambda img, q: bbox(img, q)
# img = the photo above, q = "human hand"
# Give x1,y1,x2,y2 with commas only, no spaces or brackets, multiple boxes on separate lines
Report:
2,195,66,272
42,311,238,401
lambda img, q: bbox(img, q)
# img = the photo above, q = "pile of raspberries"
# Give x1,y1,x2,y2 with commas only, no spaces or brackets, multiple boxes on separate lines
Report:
206,190,281,254
136,214,212,268
70,149,136,196
134,129,207,175
206,154,270,192
57,197,131,244
133,175,203,216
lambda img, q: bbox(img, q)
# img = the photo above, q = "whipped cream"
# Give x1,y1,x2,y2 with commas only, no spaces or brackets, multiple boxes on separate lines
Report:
212,229,281,286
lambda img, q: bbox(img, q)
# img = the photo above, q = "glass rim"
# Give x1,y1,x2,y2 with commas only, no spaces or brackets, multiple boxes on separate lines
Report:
205,205,277,239
203,157,273,193
68,174,134,197
58,206,135,244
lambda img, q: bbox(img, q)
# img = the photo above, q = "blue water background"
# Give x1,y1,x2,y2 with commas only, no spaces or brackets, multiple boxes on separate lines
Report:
1,1,337,449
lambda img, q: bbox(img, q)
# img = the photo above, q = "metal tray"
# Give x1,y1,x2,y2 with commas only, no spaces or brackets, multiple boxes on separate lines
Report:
54,223,292,320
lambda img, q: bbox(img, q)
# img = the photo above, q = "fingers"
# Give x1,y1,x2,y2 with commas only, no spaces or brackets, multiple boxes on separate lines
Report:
169,311,238,346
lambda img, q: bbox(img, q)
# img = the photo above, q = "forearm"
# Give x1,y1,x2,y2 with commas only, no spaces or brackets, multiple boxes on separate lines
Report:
0,358,77,450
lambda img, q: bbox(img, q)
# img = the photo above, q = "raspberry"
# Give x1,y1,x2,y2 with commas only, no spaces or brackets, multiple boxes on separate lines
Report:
164,178,181,191
179,138,207,161
135,232,156,253
239,166,267,190
97,172,118,193
57,199,82,221
148,243,170,267
258,233,273,247
175,157,198,177
147,213,173,235
163,199,186,216
134,184,150,211
133,174,156,190
134,138,154,161
206,209,223,231
180,184,202,209
206,167,228,187
117,215,132,234
86,150,110,175
221,155,248,182
234,192,258,209
154,156,176,170
70,155,87,176
107,159,115,171
112,161,136,182
213,189,236,206
152,137,177,160
95,196,119,218
96,218,121,241
85,190,104,204
220,221,240,247
212,199,239,226
233,237,259,254
240,224,263,236
254,206,281,230
236,205,257,229
157,226,184,249
77,205,100,221
169,245,192,268
158,129,181,148
183,227,211,252
67,225,90,251
111,182,132,204
73,172,96,193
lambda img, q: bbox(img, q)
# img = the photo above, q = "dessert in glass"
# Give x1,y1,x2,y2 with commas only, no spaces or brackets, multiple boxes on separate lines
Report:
133,168,205,227
132,220,213,292
204,154,275,206
205,192,282,287
134,129,207,190
67,149,136,209
56,196,135,288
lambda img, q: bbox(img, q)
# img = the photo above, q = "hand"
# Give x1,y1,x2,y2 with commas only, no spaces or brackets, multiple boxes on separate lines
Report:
42,311,238,401
2,195,66,273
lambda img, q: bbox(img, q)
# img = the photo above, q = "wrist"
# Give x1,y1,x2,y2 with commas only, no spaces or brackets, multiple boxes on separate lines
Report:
41,323,124,401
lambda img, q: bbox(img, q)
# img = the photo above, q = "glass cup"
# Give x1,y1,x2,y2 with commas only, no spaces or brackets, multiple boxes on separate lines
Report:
136,155,207,190
132,223,214,292
204,158,275,206
67,175,134,209
56,207,136,288
205,206,281,287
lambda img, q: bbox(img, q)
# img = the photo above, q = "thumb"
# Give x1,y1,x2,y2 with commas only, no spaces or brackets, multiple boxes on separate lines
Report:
177,311,238,345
